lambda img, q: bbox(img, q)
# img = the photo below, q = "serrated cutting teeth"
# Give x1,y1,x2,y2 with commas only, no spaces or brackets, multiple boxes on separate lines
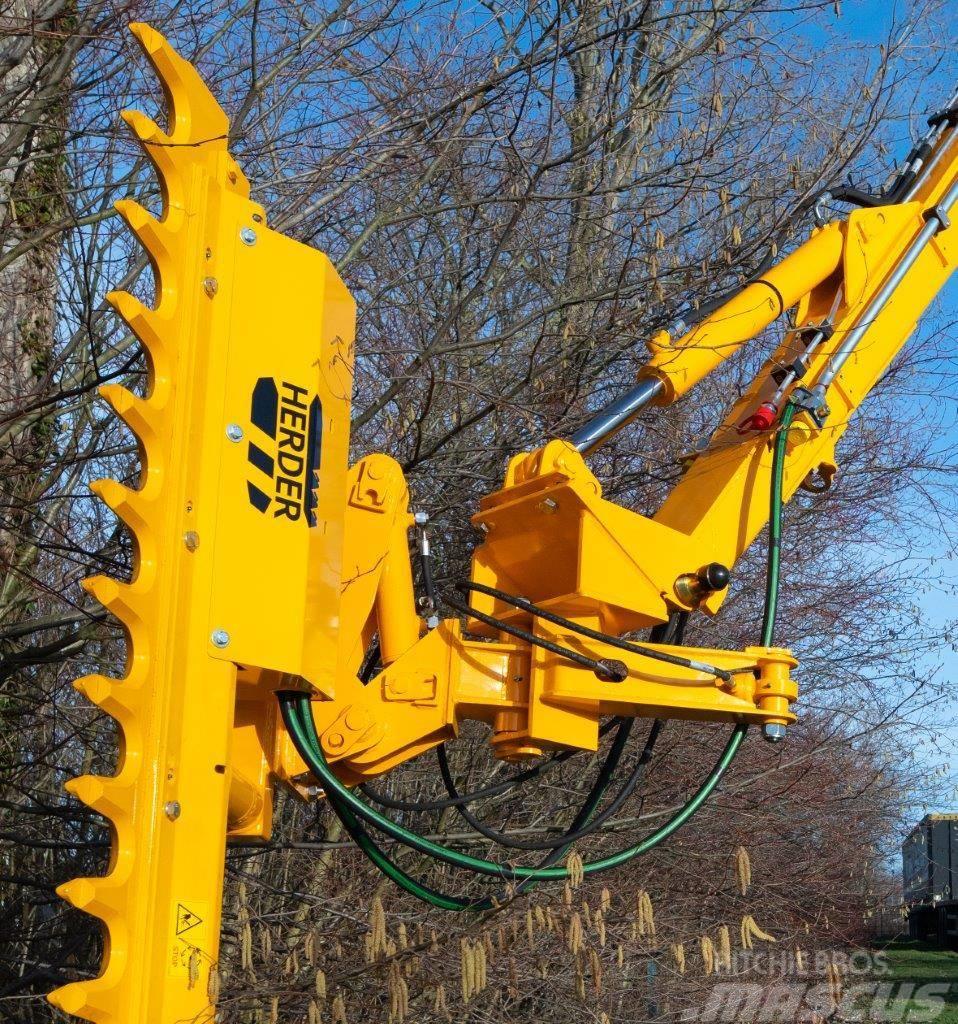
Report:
114,199,175,282
48,975,126,1023
105,290,172,386
128,21,230,149
87,482,159,583
64,774,132,819
120,107,166,145
97,385,158,445
80,575,146,629
47,982,92,1018
56,875,126,919
73,673,143,730
52,20,271,1023
89,479,148,532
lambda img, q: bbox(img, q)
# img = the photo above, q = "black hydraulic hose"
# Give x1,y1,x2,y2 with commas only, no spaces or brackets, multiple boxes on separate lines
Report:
443,590,629,681
282,695,638,909
280,688,747,883
436,719,664,851
361,719,620,812
459,581,730,680
279,696,475,911
434,615,682,850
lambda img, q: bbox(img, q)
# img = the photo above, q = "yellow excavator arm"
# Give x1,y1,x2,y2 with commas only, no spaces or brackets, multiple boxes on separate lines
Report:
49,24,958,1024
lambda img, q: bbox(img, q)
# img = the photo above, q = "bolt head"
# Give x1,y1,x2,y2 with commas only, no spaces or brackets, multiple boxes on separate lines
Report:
240,227,257,245
202,276,218,298
183,530,200,552
211,629,230,648
164,800,181,820
413,510,429,526
226,423,244,442
762,723,787,744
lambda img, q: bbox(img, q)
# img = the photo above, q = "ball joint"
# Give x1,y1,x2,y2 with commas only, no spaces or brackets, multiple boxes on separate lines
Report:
674,562,731,606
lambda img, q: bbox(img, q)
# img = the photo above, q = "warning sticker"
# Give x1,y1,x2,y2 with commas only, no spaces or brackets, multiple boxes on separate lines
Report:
169,899,211,978
176,903,203,935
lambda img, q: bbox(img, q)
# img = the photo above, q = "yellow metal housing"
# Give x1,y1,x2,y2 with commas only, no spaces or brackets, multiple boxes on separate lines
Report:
50,24,355,1024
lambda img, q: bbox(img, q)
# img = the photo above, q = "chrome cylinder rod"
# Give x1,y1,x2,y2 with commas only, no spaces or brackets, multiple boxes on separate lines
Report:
817,174,958,391
571,376,664,454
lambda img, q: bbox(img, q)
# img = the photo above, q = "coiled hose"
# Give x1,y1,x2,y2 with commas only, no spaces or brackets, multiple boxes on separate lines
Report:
278,399,795,907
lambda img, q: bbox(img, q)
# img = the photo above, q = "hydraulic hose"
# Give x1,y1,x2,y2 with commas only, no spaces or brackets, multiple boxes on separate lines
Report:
436,720,663,851
361,719,619,812
276,401,801,902
278,689,746,883
460,582,730,680
762,400,797,647
282,695,628,910
435,617,681,850
279,696,473,910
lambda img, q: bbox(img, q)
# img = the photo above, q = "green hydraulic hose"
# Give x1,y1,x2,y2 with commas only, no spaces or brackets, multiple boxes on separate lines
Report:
283,689,746,883
280,696,472,910
762,400,797,647
276,401,798,899
282,694,631,909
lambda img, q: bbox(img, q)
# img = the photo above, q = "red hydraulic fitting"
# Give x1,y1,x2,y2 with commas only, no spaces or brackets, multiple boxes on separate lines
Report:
737,402,778,434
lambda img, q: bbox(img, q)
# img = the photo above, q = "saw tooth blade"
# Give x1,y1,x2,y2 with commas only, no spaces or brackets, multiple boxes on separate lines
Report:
114,199,175,288
98,384,160,445
106,290,171,381
64,774,132,819
128,21,230,149
89,478,150,535
52,20,317,1023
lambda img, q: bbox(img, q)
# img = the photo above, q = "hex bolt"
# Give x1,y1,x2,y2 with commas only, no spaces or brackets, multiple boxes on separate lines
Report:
240,227,257,245
226,423,244,442
164,800,181,821
413,510,429,526
762,723,787,744
183,531,200,552
211,629,230,648
202,277,218,298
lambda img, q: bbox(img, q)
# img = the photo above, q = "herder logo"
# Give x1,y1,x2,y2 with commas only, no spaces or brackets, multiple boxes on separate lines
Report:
246,378,322,526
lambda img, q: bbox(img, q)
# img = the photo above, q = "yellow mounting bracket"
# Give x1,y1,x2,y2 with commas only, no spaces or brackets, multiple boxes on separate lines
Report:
50,24,355,1024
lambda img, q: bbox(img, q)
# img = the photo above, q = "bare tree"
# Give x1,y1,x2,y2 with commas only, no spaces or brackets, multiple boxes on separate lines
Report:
1,2,955,1021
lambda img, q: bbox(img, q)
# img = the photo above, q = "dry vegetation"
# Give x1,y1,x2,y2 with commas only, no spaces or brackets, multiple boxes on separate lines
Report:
1,0,956,1021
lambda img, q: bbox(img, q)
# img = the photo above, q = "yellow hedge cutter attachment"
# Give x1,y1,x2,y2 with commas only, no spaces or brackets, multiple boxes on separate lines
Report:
50,23,958,1024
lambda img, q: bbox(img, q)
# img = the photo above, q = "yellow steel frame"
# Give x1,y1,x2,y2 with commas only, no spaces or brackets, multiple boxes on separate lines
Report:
51,23,958,1024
